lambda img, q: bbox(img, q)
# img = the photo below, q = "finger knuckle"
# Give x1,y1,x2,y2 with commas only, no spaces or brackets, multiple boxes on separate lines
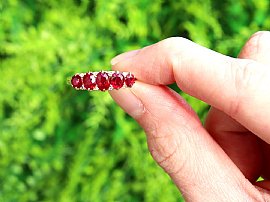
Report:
150,37,191,85
158,37,190,57
158,37,189,79
149,142,184,175
151,143,179,174
160,37,188,48
229,59,257,117
146,124,187,175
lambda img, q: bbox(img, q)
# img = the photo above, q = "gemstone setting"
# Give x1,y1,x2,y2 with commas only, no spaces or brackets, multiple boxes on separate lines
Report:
110,72,124,89
125,73,135,87
83,73,96,90
71,74,82,88
96,72,110,91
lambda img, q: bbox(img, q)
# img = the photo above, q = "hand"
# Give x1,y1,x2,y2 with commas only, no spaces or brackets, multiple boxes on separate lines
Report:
109,31,270,201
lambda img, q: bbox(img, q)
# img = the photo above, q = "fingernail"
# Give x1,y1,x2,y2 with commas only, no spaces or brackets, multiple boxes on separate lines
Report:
111,49,140,65
109,85,145,119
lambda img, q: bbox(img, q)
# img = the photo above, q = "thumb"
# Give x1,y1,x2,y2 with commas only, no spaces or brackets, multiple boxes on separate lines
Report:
109,81,262,201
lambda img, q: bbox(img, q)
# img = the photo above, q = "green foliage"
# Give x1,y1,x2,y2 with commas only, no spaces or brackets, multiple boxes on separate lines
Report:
0,0,269,201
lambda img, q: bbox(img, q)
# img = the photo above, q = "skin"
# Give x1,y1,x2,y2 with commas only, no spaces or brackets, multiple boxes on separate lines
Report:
109,31,270,201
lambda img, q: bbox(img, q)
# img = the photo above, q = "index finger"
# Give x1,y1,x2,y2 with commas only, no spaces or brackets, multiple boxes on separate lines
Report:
111,37,270,143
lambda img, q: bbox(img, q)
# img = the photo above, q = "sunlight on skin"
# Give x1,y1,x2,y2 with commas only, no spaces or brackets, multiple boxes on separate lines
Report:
110,31,270,201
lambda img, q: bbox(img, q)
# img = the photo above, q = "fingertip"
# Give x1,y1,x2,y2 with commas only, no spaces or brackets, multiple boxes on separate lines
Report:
109,84,145,120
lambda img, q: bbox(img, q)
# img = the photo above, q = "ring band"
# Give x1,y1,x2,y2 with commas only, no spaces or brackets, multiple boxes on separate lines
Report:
70,71,136,91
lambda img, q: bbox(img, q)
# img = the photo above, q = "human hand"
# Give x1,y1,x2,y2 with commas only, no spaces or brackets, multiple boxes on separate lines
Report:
109,31,270,201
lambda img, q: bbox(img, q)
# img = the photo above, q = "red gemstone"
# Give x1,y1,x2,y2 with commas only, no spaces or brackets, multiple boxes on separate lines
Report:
71,74,82,88
96,72,110,91
125,73,135,87
110,72,124,89
83,73,96,90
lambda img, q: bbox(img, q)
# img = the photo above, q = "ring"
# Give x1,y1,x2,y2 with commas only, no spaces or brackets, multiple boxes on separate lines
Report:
70,71,136,91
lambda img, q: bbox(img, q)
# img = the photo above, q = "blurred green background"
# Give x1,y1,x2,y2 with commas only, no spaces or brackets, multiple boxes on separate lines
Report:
0,0,269,201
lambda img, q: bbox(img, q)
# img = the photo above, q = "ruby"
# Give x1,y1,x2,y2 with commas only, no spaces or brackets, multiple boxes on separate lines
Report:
71,74,82,88
96,72,110,91
125,73,135,87
110,72,124,89
83,73,96,90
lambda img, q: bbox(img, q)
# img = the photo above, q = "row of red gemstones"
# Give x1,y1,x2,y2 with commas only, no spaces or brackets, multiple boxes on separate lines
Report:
71,71,136,91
